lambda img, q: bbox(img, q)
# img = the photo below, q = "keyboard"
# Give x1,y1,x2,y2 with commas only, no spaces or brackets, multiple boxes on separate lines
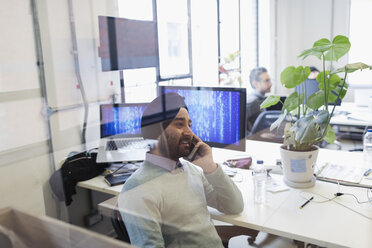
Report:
106,139,150,151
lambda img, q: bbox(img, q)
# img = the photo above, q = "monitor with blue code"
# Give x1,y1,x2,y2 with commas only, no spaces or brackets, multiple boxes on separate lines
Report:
160,86,246,151
100,103,148,138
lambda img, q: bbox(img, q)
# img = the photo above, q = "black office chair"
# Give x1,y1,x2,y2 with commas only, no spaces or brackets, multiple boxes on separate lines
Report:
215,225,258,247
249,110,282,136
111,204,131,244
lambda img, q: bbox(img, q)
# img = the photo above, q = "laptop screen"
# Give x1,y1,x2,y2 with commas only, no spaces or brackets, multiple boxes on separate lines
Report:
100,103,148,138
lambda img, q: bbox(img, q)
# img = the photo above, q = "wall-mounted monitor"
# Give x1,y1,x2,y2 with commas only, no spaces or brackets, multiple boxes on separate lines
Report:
98,16,158,71
160,86,246,151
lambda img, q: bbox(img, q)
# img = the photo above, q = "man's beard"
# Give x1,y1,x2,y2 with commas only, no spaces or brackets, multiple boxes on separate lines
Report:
158,132,189,160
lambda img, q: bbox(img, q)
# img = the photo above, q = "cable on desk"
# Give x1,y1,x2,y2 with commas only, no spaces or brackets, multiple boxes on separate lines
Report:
299,191,337,203
339,193,371,204
299,191,372,220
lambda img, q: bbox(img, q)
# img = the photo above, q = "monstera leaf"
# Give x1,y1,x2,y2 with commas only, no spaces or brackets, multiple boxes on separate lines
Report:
299,35,351,61
334,62,372,74
282,92,304,113
290,116,318,147
324,125,336,144
314,110,329,135
306,91,324,110
260,95,281,109
281,66,310,88
317,71,341,90
270,109,288,131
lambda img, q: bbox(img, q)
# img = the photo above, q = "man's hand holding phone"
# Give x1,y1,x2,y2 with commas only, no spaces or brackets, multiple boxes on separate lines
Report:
185,135,217,174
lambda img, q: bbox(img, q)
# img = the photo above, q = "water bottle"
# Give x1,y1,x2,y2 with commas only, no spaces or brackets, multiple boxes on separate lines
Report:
252,163,267,204
363,129,372,166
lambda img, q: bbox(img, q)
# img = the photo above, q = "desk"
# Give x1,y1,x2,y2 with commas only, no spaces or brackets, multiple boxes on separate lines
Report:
246,127,284,144
78,141,372,248
330,102,372,127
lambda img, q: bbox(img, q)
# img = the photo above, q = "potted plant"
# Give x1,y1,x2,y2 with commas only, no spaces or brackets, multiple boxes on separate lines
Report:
260,35,371,188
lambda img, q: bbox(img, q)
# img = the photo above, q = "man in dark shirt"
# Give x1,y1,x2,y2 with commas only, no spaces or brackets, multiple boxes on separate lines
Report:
246,67,272,133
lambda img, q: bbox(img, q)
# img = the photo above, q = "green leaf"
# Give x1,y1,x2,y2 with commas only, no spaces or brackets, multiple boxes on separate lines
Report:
334,62,372,73
316,71,327,90
280,66,310,88
324,35,351,61
298,36,350,61
328,91,338,102
306,91,324,110
298,48,322,60
315,110,330,137
270,109,287,131
260,95,281,109
333,86,347,100
283,92,300,112
329,85,347,102
313,38,332,49
298,39,332,60
314,110,329,124
317,72,341,102
291,116,318,144
323,126,336,144
328,74,341,86
317,71,340,89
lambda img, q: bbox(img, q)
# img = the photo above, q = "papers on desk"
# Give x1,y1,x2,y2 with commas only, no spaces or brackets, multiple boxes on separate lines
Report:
347,112,372,123
315,163,365,184
266,178,289,193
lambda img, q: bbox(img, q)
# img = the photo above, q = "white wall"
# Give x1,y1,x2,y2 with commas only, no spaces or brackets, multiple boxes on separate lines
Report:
0,0,122,217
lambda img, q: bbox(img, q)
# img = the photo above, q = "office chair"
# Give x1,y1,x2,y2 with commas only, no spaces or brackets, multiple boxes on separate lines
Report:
111,204,131,244
249,110,282,136
215,225,258,247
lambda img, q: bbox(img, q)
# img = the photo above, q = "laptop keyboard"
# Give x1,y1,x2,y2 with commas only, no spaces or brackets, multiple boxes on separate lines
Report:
106,139,151,151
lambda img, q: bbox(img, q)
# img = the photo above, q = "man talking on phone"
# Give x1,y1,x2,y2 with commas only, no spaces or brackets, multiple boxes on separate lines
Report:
118,93,244,248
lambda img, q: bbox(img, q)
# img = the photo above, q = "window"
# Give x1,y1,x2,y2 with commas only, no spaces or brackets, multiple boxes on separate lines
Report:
118,0,266,100
118,0,192,102
157,0,191,78
190,0,218,85
191,0,269,90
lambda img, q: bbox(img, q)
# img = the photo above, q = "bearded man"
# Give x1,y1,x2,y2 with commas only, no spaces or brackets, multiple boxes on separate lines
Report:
118,93,244,248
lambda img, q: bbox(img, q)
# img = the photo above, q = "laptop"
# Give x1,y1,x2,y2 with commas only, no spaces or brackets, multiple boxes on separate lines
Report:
96,103,156,163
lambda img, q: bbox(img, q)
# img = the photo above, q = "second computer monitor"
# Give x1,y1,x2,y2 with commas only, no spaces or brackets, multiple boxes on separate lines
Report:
160,86,246,151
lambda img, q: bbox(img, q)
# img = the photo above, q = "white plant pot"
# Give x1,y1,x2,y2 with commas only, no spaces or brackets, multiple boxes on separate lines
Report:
280,145,319,188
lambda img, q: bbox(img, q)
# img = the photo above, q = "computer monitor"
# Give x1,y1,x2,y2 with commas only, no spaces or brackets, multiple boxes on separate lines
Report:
160,86,247,151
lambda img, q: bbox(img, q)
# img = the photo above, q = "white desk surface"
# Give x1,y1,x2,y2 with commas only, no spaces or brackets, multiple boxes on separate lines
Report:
330,102,372,127
79,140,372,248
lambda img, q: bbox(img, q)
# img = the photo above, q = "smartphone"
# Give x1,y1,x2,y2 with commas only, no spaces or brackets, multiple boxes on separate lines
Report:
185,139,199,161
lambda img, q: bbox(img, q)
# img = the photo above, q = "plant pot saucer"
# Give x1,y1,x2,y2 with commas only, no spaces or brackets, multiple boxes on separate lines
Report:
283,176,316,188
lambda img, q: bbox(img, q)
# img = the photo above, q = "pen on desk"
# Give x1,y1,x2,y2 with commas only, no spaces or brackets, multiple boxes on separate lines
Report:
363,168,372,177
299,197,314,209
